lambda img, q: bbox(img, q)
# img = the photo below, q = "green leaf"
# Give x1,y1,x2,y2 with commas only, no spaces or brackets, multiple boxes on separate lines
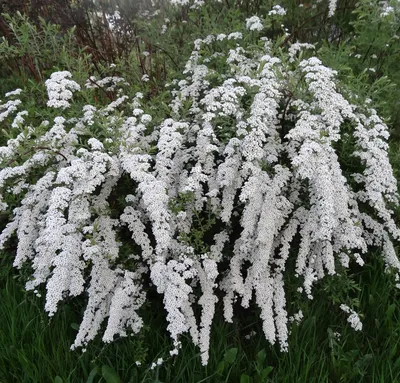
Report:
217,361,226,375
368,294,374,305
224,347,238,364
389,344,398,361
54,377,63,383
393,357,400,372
386,303,396,319
86,367,99,383
240,374,253,383
102,365,121,383
354,354,373,376
342,349,359,363
256,349,266,371
71,323,80,330
261,366,274,380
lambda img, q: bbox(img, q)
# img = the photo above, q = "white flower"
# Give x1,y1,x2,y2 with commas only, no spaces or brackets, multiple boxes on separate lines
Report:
0,98,22,123
85,76,129,91
381,5,394,17
45,71,80,109
245,16,264,31
268,5,287,16
327,0,337,17
340,304,362,331
5,88,22,98
227,32,243,40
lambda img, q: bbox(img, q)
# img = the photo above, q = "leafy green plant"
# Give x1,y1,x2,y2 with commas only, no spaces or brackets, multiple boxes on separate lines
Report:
1,1,400,382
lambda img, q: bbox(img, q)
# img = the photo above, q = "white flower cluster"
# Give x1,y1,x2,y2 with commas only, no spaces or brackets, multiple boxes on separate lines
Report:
380,1,397,17
268,5,287,16
45,71,81,109
328,0,338,17
340,304,362,331
0,91,22,123
1,21,400,366
288,42,315,62
167,0,212,7
85,76,130,91
246,16,264,31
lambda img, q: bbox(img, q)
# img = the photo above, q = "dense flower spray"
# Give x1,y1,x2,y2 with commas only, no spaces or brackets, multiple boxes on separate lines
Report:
1,18,399,366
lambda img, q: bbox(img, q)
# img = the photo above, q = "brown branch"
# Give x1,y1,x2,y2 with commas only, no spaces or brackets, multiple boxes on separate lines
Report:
151,43,179,69
281,90,294,123
279,11,327,48
280,6,356,48
87,76,114,102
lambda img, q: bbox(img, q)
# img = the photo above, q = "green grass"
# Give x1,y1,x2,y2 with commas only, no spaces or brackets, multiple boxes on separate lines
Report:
1,249,400,383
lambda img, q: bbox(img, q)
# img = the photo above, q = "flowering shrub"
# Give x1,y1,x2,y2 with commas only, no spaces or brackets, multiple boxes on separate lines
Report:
1,22,400,366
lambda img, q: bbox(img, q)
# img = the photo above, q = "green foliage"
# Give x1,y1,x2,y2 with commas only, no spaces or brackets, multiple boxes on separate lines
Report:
2,252,400,382
0,12,86,87
101,365,121,383
318,0,400,132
